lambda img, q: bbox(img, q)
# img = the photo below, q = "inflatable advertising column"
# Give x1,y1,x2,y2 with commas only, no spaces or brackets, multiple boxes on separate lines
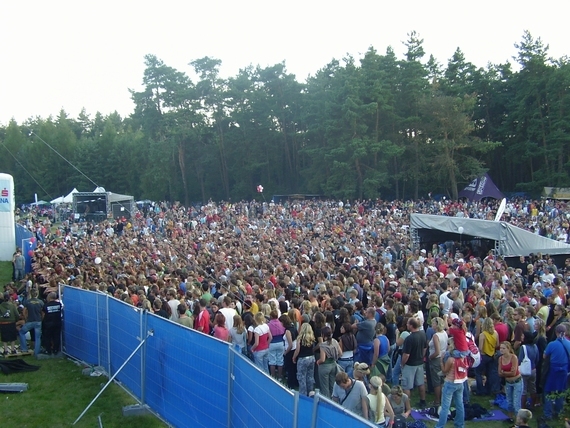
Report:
0,173,15,261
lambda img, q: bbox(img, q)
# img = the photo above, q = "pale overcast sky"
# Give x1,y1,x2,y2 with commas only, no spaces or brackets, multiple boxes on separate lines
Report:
1,0,567,125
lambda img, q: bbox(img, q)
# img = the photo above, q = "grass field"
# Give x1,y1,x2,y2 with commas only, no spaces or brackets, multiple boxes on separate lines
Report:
0,261,166,428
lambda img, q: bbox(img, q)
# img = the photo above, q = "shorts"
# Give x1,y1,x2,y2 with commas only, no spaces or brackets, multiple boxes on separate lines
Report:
268,341,284,366
401,364,424,390
522,371,536,395
429,357,443,387
0,323,18,342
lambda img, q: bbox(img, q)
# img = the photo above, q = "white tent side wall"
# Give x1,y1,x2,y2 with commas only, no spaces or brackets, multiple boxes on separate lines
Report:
0,173,16,261
410,213,570,257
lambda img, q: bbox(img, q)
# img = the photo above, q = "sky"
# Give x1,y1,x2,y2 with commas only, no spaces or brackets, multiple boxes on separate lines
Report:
1,0,567,125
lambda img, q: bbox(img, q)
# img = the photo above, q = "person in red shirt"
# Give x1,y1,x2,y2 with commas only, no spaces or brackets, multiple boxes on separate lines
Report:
447,315,469,358
194,298,211,334
492,313,510,343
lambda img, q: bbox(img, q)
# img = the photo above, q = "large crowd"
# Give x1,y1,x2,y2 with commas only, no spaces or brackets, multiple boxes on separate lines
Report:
3,197,570,428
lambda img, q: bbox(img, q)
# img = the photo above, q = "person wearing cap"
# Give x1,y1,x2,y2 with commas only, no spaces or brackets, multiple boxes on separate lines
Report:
542,324,570,420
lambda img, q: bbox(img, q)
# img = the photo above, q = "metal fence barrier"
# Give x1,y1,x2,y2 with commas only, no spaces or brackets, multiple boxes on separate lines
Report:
62,286,375,428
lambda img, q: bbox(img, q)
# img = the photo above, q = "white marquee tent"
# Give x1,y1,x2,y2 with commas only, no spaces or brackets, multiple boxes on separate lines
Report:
50,188,78,204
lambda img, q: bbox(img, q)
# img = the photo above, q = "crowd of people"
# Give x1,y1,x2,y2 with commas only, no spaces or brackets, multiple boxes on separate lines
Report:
4,197,570,427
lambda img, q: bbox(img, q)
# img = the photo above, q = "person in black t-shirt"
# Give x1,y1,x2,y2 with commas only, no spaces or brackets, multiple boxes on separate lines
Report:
401,318,427,407
42,292,62,355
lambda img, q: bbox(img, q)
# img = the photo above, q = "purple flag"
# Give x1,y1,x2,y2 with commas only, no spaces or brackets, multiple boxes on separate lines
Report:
458,173,504,201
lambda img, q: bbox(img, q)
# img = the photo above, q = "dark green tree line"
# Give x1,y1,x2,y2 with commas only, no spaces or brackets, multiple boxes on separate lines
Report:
2,31,570,205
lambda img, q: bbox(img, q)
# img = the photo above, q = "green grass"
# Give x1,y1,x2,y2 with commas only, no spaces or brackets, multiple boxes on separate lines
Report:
2,357,166,428
1,261,166,428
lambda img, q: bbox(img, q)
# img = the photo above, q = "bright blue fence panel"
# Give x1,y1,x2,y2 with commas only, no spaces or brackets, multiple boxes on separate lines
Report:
108,298,143,399
296,394,315,428
63,287,99,365
144,313,230,428
230,351,295,428
314,397,374,428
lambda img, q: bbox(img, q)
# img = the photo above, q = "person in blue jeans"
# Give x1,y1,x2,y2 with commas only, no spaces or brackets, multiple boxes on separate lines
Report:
435,338,467,428
498,341,523,422
18,288,44,356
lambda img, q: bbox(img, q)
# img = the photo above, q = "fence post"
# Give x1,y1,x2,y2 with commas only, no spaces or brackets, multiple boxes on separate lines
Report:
96,291,101,366
227,347,235,428
106,293,111,376
311,392,320,428
292,391,299,428
140,308,146,406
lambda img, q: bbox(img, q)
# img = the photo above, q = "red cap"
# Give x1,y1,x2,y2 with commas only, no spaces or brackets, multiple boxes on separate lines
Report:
393,292,402,299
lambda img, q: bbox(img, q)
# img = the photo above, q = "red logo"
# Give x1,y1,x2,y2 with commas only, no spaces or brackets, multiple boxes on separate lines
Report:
1,188,8,197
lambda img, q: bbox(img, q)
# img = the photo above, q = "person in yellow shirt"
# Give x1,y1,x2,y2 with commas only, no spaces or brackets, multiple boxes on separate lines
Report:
536,296,549,323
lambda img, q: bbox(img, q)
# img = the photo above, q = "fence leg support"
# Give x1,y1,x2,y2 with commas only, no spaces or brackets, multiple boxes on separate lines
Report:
122,404,151,417
72,330,154,425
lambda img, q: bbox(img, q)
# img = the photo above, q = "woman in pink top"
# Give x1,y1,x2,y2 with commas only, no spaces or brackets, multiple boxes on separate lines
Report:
213,313,230,342
268,310,286,380
252,312,272,374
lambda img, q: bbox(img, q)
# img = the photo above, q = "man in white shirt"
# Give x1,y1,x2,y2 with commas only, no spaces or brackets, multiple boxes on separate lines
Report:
166,288,180,322
219,295,237,330
439,283,454,316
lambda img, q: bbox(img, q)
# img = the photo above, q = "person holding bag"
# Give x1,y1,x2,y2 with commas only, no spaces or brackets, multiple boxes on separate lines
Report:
518,331,538,409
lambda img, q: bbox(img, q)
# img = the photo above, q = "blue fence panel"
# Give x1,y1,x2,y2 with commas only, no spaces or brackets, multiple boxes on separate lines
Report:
231,351,295,428
315,397,374,428
144,313,229,428
62,288,375,428
296,394,315,428
63,287,99,365
108,298,143,399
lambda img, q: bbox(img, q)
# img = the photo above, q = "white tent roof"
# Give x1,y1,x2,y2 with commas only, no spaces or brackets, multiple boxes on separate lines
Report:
410,214,570,257
108,192,133,203
50,188,78,204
